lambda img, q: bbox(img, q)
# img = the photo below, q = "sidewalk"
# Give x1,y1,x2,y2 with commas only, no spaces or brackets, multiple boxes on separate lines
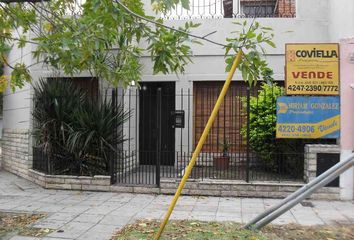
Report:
1,170,354,240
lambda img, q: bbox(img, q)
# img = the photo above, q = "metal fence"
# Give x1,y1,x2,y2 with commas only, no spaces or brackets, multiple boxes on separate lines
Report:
32,146,115,178
110,82,313,186
162,0,296,20
32,81,334,186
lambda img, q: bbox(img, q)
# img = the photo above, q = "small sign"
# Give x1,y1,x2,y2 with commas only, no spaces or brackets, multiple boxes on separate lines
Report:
171,110,185,128
276,96,340,139
285,43,339,95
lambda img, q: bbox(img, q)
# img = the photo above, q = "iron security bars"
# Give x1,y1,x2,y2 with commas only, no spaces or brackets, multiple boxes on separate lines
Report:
32,81,333,185
111,82,307,186
162,0,296,20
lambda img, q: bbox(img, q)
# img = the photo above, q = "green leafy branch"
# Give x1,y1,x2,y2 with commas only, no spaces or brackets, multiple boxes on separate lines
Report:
0,0,203,91
151,0,190,14
225,21,276,86
0,0,276,92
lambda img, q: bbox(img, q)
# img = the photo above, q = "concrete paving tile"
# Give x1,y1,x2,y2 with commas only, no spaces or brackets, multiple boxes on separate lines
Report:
33,219,67,229
58,196,89,205
272,217,297,225
84,194,115,202
174,204,194,211
74,200,105,207
84,205,119,215
38,195,69,203
12,202,45,212
216,211,242,218
76,230,114,240
60,206,90,214
291,210,325,226
36,204,67,213
316,212,348,224
88,224,123,233
1,170,354,237
194,202,219,208
145,203,169,209
217,205,242,213
72,213,105,224
122,203,145,211
133,213,162,221
8,236,40,240
177,196,198,203
192,205,218,212
136,210,165,220
129,194,156,203
46,212,80,222
241,198,264,204
191,209,217,215
47,222,95,239
107,194,135,203
188,214,216,221
98,215,131,226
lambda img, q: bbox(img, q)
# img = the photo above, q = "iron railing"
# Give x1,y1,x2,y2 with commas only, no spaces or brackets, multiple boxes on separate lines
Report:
33,81,334,186
110,82,313,186
32,146,115,177
113,150,304,185
162,0,296,20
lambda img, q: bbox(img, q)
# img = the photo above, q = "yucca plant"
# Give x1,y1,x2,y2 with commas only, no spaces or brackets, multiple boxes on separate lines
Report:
66,98,129,175
32,79,86,172
32,79,85,173
33,78,129,176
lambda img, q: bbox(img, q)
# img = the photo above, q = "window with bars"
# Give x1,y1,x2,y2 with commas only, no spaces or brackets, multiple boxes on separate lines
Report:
240,1,277,17
163,0,296,19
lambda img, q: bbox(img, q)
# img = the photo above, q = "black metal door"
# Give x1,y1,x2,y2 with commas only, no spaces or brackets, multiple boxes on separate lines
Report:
139,82,175,166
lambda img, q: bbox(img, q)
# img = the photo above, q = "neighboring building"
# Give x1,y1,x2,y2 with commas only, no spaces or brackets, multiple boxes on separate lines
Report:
1,0,354,200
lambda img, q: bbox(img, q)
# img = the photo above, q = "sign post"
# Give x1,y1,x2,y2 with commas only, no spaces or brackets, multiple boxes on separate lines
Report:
285,43,339,95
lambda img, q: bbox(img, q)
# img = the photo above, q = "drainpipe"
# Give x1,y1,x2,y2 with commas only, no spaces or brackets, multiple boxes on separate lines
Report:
340,37,354,200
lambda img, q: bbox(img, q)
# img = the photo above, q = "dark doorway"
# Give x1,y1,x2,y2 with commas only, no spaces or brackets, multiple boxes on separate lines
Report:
139,82,175,166
317,153,340,187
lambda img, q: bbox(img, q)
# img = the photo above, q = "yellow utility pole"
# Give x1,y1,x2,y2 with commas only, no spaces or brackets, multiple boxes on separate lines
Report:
155,50,243,239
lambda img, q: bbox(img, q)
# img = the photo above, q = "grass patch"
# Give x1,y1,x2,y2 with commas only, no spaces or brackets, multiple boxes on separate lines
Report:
0,212,53,239
112,220,354,240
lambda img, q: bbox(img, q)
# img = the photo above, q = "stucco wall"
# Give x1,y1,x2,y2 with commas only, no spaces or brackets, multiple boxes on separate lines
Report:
1,0,331,132
138,0,331,153
2,0,350,197
2,41,33,130
328,0,354,42
140,0,330,82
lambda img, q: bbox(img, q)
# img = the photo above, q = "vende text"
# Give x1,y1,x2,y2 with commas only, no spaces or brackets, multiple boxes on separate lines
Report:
292,71,333,79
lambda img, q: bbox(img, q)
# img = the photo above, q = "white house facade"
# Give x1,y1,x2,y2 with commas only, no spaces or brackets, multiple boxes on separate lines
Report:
1,0,354,200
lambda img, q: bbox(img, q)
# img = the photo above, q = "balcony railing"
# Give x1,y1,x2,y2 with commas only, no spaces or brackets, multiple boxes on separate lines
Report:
162,0,296,20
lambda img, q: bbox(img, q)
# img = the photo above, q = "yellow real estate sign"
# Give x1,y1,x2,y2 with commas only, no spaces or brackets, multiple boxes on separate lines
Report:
285,43,339,95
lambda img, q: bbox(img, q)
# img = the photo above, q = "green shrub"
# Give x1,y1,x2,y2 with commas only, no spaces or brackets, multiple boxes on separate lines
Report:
241,83,284,170
241,83,334,177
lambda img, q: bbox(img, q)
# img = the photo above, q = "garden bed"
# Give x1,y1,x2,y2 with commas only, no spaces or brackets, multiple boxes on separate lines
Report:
0,212,52,239
112,220,354,240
